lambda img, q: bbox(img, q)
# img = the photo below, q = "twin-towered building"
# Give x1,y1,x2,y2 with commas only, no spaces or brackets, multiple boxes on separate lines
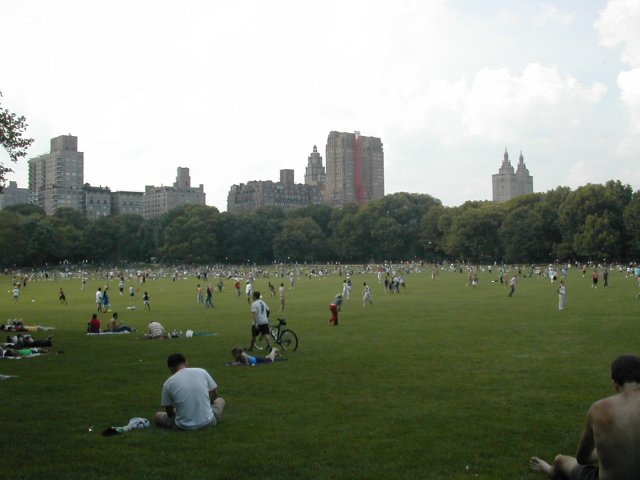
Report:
227,131,386,213
492,149,533,202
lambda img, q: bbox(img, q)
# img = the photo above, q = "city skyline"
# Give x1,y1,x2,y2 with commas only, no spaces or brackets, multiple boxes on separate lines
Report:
1,1,638,212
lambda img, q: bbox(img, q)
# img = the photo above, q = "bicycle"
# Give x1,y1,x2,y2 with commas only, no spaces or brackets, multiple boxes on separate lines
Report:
251,318,298,352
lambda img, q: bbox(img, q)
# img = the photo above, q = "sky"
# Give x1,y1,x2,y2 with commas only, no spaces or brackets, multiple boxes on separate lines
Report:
1,0,639,211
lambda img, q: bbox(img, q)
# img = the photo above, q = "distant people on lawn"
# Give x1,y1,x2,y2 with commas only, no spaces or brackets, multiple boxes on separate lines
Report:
154,353,225,430
205,285,214,308
557,280,566,311
250,291,272,350
59,287,67,304
95,287,103,312
279,283,285,311
230,347,279,366
144,321,167,339
530,353,640,480
508,275,517,297
592,269,598,289
329,293,342,326
12,286,20,302
87,313,101,333
107,312,134,333
143,291,151,310
362,282,372,306
1,345,51,357
5,333,53,348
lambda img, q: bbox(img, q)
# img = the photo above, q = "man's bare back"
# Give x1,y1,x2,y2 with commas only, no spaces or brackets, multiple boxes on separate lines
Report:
586,386,640,479
530,355,640,480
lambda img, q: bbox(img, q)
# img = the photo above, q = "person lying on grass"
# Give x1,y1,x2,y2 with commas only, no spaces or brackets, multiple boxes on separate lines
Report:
530,353,640,480
0,346,51,357
5,334,53,348
230,347,279,366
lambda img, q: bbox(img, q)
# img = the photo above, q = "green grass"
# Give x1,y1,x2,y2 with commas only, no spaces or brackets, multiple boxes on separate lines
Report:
1,267,638,479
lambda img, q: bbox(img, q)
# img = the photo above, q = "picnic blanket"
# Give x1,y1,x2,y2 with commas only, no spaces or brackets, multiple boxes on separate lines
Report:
0,352,47,360
86,331,132,335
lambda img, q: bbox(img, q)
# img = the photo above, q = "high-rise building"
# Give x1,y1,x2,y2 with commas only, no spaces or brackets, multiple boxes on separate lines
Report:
227,169,323,214
84,184,111,221
143,167,205,219
492,149,533,202
111,191,144,216
304,145,326,190
0,181,30,210
324,131,384,208
28,135,84,215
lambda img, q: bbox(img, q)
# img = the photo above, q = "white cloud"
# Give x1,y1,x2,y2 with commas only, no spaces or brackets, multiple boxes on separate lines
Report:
397,63,606,144
618,68,640,133
595,0,640,67
533,4,574,29
595,0,640,137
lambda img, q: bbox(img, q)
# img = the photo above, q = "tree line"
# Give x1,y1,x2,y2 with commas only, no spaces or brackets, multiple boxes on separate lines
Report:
1,180,640,267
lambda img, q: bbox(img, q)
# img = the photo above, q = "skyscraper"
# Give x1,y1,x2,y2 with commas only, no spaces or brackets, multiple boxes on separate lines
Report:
143,167,206,219
304,145,326,190
492,149,533,202
324,131,384,208
28,135,84,215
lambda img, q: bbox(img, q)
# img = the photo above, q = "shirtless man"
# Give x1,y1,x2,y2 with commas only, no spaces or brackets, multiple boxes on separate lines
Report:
530,354,640,480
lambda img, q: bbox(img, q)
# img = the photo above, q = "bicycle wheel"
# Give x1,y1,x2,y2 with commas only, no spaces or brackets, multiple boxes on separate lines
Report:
278,329,298,352
252,333,270,351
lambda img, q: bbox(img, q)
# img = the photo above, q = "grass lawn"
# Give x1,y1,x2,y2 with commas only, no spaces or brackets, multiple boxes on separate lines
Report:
1,266,638,479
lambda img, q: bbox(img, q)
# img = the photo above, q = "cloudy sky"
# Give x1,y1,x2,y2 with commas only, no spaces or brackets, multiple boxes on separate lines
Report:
1,0,639,211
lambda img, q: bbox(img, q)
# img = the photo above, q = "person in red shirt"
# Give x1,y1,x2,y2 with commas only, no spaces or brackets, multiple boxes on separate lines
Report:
592,270,599,289
87,313,101,333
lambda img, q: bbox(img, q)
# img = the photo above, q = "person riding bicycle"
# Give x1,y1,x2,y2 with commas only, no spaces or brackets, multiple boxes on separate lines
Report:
249,291,273,350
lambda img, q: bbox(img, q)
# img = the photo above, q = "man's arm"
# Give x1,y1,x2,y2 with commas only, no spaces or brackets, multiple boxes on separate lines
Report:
575,407,597,465
209,387,219,404
164,406,176,418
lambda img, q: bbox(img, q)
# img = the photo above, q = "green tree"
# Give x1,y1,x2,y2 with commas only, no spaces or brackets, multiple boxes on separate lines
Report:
624,190,640,258
273,217,326,262
0,210,27,266
558,181,631,260
0,91,34,189
444,203,504,262
162,205,220,263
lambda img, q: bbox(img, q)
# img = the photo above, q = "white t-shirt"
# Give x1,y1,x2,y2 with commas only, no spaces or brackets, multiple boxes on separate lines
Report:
148,321,165,337
251,299,269,325
161,368,217,429
96,290,103,303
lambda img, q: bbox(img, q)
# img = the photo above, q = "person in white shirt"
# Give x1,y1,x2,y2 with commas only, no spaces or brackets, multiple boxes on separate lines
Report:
155,353,225,430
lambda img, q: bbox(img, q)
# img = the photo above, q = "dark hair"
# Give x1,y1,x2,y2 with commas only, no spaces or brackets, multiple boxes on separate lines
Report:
611,354,640,385
253,291,261,299
167,353,186,369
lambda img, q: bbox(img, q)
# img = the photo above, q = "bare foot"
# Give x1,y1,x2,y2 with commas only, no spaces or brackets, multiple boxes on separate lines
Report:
529,457,552,476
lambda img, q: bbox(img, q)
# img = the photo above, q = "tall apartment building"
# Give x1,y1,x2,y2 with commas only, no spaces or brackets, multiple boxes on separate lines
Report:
304,145,326,190
492,149,533,202
143,167,205,219
0,181,30,210
28,135,84,215
324,131,384,208
84,184,111,221
227,168,324,214
111,191,144,216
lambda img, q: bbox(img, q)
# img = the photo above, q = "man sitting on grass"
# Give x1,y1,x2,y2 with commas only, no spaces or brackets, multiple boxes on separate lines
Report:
530,353,640,480
154,353,225,430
